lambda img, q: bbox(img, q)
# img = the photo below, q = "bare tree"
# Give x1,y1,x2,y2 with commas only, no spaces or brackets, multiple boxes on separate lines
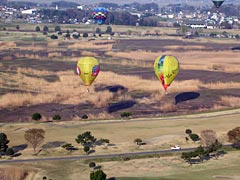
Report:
228,127,240,147
24,128,45,154
200,129,217,147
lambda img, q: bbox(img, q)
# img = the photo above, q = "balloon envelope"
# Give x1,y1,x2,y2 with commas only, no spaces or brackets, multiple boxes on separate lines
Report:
92,7,108,25
76,57,100,86
153,55,179,91
212,0,224,8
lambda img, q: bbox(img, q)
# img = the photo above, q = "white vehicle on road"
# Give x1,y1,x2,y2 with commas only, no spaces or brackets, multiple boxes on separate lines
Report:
171,145,181,150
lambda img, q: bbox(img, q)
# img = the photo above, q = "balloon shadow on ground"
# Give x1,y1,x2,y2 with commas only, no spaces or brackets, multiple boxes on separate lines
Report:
175,92,200,104
108,100,136,113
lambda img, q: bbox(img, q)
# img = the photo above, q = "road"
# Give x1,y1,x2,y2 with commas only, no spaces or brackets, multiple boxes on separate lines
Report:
0,148,194,164
0,144,232,164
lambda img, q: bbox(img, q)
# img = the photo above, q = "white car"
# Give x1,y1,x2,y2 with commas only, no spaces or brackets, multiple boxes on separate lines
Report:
171,145,181,150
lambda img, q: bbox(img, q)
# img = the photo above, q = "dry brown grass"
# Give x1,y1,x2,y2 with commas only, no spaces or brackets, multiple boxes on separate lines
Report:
47,52,62,58
164,45,206,50
1,55,16,61
0,167,33,180
68,40,114,50
48,41,59,47
81,50,97,56
105,50,160,61
108,50,240,73
220,96,240,107
168,79,202,93
160,101,177,112
0,67,238,110
0,42,16,50
88,111,114,120
204,82,240,90
87,90,114,108
18,46,46,52
15,53,44,60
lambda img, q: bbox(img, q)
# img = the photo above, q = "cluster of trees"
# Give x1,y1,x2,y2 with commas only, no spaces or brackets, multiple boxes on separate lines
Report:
89,161,109,180
75,131,110,154
185,129,200,142
182,128,240,165
182,140,222,164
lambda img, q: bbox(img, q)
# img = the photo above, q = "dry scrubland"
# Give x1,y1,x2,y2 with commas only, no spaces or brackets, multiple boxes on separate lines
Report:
1,68,240,111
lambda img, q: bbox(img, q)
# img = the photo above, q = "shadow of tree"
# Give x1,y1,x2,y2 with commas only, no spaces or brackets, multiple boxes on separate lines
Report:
175,92,200,104
42,141,66,149
12,144,28,153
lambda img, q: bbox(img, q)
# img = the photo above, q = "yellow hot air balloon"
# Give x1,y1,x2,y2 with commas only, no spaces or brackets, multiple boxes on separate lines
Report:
76,57,100,90
153,55,179,93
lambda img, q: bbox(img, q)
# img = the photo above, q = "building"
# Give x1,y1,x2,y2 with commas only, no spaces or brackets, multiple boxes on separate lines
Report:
183,19,206,29
21,9,37,15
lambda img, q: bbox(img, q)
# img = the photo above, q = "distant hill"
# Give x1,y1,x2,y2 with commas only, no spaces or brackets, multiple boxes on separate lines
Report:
7,0,240,5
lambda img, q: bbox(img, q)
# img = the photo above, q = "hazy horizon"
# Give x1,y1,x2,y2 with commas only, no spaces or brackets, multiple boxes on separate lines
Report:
7,0,240,5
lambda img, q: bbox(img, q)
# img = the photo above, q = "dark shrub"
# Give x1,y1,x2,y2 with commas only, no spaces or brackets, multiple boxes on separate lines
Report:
82,114,88,119
120,112,132,118
52,114,61,121
189,133,200,141
32,112,42,121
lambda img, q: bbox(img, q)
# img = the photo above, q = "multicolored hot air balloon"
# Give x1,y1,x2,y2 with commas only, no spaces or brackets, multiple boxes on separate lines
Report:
212,0,224,8
92,7,108,25
153,55,179,94
76,57,100,90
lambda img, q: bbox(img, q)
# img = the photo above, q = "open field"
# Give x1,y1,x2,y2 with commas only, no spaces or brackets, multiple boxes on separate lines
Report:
0,111,239,157
1,151,240,180
0,111,240,179
0,24,240,121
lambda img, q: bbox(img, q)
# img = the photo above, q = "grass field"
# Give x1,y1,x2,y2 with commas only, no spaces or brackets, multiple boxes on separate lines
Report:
0,111,239,159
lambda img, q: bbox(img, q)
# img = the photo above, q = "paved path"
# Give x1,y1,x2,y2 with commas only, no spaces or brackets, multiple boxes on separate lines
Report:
0,144,232,164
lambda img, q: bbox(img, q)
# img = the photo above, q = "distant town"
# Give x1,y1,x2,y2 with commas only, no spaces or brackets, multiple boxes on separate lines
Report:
0,1,240,35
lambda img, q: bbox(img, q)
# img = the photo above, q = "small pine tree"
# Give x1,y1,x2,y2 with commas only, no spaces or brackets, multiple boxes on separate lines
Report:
89,162,96,168
106,26,112,34
55,26,61,32
83,32,88,38
43,25,49,32
90,170,107,180
95,27,101,34
35,26,41,32
50,34,58,39
185,129,192,135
